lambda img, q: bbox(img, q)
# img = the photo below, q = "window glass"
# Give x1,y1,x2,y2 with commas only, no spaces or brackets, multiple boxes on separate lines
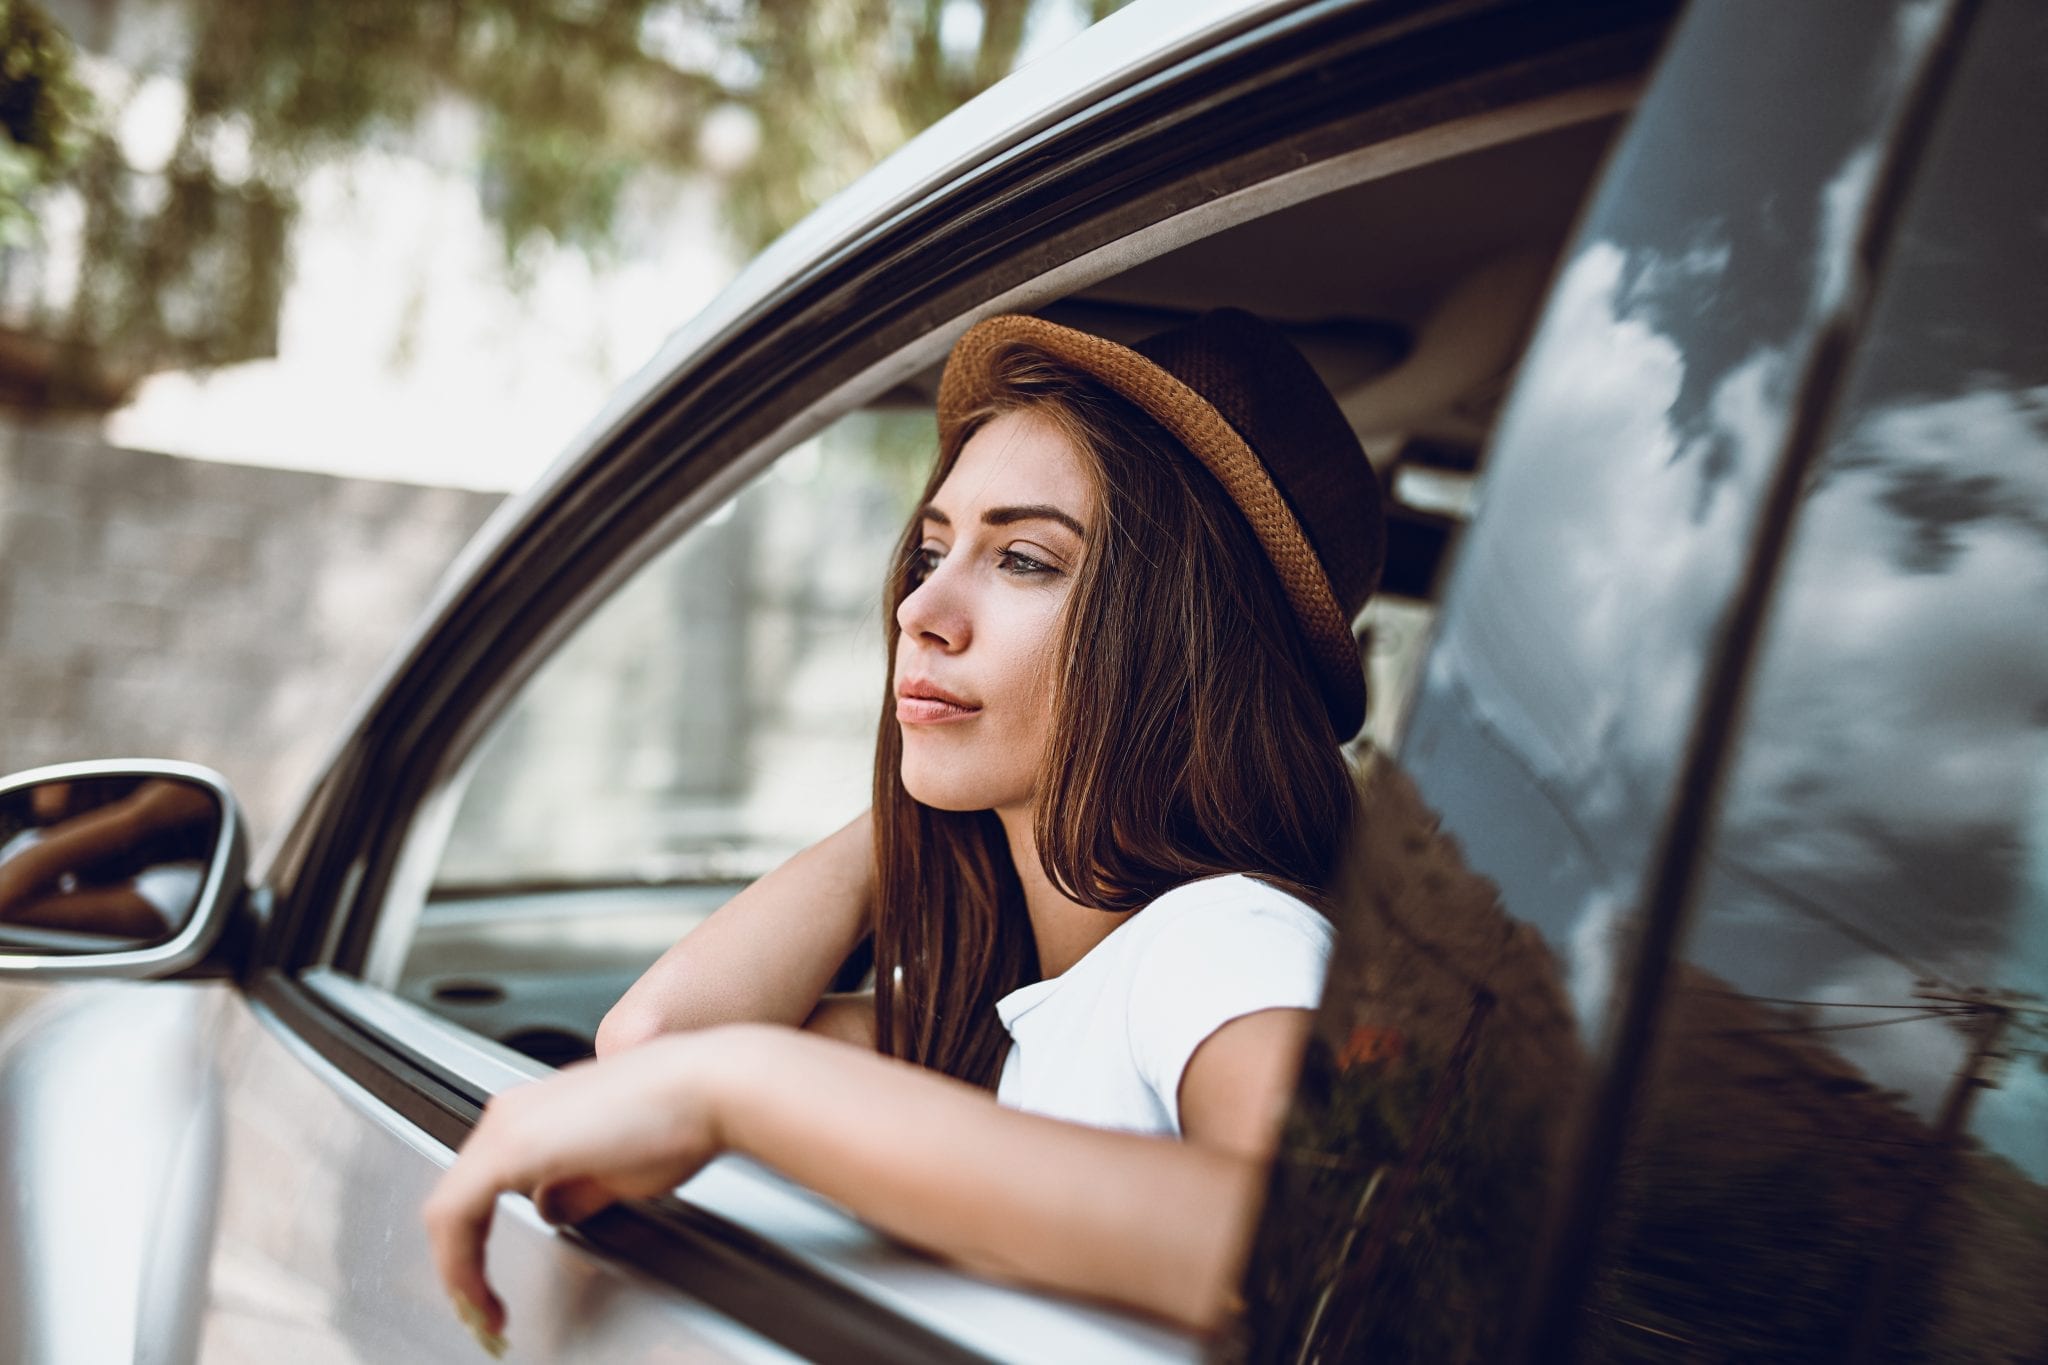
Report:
388,408,928,1059
1573,3,2048,1358
1233,3,1951,1359
436,413,927,889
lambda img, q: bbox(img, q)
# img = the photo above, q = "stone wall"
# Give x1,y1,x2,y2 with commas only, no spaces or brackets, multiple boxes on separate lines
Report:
0,420,503,846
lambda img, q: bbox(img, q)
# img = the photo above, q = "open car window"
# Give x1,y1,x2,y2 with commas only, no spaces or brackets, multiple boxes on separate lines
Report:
369,409,928,1058
347,100,1649,1063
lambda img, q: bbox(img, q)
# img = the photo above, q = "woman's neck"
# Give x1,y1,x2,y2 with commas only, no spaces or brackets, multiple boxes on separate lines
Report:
995,806,1133,980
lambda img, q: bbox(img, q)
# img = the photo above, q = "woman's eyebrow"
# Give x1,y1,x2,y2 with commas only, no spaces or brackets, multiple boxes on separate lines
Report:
982,504,1086,538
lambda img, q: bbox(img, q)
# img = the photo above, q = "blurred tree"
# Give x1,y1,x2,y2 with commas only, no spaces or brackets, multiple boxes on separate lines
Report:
0,0,93,405
0,0,90,242
0,0,1131,410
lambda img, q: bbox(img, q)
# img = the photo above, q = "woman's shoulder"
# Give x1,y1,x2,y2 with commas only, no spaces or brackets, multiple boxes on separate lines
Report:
1137,873,1334,943
1118,874,1335,1108
1115,874,1334,991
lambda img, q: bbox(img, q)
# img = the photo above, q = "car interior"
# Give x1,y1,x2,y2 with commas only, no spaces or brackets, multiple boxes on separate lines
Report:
387,96,1637,1068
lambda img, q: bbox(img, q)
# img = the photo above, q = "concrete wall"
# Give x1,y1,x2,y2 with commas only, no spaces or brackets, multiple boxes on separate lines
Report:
0,420,503,844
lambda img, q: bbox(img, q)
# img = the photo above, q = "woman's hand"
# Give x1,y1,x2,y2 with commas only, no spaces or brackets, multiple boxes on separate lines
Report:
421,1031,738,1343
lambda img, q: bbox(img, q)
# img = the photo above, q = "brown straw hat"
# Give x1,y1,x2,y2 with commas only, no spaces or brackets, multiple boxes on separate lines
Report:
937,307,1386,741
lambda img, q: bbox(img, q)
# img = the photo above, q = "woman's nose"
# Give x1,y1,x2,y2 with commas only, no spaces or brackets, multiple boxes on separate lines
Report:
896,570,970,652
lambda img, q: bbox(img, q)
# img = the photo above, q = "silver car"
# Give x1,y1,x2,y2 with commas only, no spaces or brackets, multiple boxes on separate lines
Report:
5,0,2045,1360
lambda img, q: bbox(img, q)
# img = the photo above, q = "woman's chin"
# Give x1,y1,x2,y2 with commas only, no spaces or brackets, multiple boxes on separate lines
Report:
900,774,992,812
899,755,1021,814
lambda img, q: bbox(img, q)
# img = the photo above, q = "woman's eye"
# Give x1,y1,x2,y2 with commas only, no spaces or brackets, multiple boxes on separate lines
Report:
905,546,943,584
996,548,1057,577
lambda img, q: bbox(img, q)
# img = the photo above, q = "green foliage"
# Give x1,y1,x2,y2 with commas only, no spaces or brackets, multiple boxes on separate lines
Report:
8,0,1133,407
0,0,92,246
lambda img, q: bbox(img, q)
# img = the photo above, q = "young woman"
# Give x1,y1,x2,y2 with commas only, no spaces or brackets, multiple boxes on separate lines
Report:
422,308,1386,1343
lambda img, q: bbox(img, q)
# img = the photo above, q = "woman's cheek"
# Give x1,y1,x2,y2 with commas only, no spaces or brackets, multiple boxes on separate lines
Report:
1006,603,1066,778
896,581,1071,813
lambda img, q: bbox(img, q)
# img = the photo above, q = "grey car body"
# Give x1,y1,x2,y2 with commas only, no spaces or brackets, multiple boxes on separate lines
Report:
5,0,2046,1361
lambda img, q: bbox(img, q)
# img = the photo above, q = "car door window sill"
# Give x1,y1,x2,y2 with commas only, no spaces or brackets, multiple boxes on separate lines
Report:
298,968,1201,1364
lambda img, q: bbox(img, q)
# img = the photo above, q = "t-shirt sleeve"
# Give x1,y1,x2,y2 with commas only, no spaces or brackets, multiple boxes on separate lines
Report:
130,861,206,923
1124,887,1334,1133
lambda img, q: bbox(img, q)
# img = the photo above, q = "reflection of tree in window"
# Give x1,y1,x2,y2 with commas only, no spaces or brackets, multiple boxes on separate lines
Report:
1231,760,1587,1363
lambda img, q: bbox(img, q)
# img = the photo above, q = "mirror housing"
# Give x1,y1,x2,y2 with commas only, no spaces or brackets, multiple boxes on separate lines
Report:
0,759,247,980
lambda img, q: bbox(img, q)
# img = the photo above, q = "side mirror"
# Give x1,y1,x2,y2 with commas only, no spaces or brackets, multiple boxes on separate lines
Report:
0,760,246,980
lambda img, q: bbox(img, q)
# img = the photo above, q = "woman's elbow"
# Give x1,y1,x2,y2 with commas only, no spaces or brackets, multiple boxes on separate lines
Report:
594,1000,666,1058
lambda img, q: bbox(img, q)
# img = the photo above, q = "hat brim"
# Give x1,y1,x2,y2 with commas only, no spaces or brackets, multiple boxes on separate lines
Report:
937,314,1365,739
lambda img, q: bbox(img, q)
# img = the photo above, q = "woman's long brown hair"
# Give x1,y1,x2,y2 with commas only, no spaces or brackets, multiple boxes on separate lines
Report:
872,343,1358,1089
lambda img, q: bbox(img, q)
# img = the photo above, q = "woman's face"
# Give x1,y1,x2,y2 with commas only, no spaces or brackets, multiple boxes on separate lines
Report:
894,408,1095,815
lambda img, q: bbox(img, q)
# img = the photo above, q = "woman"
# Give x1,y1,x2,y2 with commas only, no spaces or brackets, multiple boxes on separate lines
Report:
423,308,1386,1343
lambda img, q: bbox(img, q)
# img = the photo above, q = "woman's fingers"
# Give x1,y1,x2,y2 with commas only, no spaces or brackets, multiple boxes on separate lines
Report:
422,1159,509,1339
534,1176,623,1227
420,1032,737,1348
424,1085,600,1337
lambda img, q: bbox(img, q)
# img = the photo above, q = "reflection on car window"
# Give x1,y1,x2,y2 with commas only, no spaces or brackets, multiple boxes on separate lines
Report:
385,410,926,1060
1233,2,1958,1359
1575,2,2048,1358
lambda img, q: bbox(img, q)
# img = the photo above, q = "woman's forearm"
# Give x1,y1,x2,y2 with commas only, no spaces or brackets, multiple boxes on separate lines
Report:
0,886,169,938
424,1023,1265,1340
703,1026,1263,1331
597,814,876,1053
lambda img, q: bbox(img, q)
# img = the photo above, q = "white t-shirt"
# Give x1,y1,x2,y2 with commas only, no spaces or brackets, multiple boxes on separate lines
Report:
993,873,1332,1137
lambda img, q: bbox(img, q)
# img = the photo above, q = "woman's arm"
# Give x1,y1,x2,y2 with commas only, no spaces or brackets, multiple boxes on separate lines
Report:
801,991,879,1048
595,812,875,1055
0,781,210,922
0,884,170,939
425,1017,1305,1341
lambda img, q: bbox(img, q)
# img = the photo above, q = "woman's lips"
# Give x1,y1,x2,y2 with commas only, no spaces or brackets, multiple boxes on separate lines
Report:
896,682,981,725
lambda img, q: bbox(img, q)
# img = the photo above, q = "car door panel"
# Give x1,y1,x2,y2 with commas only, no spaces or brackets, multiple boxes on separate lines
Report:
195,982,811,1363
1555,1,2048,1356
0,983,220,1365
